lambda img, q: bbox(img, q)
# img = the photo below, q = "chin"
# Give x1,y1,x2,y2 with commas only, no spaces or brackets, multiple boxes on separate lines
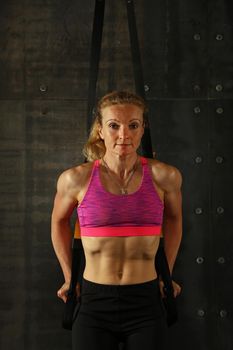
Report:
116,151,135,157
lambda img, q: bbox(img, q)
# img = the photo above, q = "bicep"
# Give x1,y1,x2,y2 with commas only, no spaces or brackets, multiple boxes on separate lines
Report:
163,189,182,218
163,167,182,218
51,171,78,222
52,192,77,222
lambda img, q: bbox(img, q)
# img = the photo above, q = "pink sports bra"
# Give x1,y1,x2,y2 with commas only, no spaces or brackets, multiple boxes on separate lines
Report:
77,157,164,237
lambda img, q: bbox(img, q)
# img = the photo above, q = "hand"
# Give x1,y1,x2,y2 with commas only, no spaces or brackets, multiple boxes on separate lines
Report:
171,280,181,297
159,279,181,298
57,282,70,303
57,282,81,303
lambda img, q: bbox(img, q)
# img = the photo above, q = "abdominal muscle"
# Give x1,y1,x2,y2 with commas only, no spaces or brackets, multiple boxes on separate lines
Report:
81,235,161,285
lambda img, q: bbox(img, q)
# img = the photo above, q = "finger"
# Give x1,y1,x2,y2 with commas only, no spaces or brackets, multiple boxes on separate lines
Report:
174,286,181,298
159,285,166,298
57,289,67,303
160,290,165,298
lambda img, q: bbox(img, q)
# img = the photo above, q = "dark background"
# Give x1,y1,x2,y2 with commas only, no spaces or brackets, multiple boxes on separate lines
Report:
0,0,232,349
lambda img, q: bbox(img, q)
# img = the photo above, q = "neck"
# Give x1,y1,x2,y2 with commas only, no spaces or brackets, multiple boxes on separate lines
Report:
102,152,139,179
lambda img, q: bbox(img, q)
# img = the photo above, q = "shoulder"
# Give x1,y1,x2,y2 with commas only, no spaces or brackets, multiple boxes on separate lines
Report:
56,161,95,195
146,157,182,192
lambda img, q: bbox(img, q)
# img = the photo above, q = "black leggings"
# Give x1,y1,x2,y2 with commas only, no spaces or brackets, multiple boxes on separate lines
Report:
72,278,168,350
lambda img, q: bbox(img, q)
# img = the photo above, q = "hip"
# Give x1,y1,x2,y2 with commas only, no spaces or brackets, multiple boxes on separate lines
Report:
73,277,166,331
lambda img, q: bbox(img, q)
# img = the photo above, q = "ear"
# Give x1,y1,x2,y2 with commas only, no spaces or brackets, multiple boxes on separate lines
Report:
98,124,104,140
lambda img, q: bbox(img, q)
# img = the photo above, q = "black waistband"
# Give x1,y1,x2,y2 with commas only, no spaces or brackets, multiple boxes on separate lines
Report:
82,277,158,293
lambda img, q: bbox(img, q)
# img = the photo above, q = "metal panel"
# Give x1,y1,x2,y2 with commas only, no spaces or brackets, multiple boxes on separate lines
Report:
142,0,209,98
147,74,233,350
23,99,86,349
0,3,25,98
0,101,26,349
24,1,93,99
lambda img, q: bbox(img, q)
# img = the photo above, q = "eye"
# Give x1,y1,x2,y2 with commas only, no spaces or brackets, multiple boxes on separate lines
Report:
108,123,120,129
129,123,139,129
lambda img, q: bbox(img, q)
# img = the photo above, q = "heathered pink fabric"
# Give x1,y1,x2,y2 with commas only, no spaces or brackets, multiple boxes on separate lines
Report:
77,157,164,237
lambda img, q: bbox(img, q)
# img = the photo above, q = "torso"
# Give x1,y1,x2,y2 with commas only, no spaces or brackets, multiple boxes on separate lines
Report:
73,157,166,285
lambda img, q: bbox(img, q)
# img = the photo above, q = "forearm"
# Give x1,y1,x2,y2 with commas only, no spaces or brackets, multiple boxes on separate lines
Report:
163,216,182,274
51,218,73,282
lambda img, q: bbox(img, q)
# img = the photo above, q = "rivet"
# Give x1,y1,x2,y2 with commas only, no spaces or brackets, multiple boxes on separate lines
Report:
216,207,224,214
194,106,201,114
197,309,205,317
144,84,150,92
41,108,48,115
217,257,225,264
193,84,201,92
216,34,223,41
216,84,223,92
193,33,201,41
196,257,204,264
40,84,47,92
220,310,227,318
195,156,202,164
195,208,203,215
216,156,223,164
216,107,224,114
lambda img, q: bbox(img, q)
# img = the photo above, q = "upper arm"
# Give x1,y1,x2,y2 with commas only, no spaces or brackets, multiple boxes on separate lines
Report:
51,169,79,223
163,166,182,219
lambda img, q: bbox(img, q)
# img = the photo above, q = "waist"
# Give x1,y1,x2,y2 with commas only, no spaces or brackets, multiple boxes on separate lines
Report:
80,225,162,237
83,253,158,285
82,277,159,291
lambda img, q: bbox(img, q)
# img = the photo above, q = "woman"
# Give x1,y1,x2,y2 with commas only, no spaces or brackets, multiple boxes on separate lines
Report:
51,91,182,350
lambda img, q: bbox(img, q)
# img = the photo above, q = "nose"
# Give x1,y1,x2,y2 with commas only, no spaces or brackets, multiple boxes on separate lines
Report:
118,125,130,139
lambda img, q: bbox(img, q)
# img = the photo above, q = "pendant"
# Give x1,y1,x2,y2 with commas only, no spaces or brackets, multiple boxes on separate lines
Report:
121,188,128,195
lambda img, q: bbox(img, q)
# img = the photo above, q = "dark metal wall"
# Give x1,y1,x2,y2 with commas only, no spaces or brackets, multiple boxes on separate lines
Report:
0,1,232,349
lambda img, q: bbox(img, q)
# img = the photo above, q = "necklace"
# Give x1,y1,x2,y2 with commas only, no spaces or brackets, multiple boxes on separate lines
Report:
101,156,139,195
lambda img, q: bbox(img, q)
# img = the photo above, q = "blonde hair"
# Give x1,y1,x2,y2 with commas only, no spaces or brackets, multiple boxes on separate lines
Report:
83,90,148,161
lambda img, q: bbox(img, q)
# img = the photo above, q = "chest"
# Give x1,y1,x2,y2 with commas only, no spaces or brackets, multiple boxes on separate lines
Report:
77,165,164,205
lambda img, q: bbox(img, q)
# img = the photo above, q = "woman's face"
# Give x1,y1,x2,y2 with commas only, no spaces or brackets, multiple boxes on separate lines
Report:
99,104,145,157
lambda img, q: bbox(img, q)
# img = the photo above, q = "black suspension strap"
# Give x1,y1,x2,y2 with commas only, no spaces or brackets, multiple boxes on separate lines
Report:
86,0,105,134
126,0,153,158
61,237,85,329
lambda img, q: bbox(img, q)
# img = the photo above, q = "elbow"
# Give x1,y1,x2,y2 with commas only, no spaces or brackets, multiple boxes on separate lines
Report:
51,208,70,226
51,215,70,239
162,216,182,238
